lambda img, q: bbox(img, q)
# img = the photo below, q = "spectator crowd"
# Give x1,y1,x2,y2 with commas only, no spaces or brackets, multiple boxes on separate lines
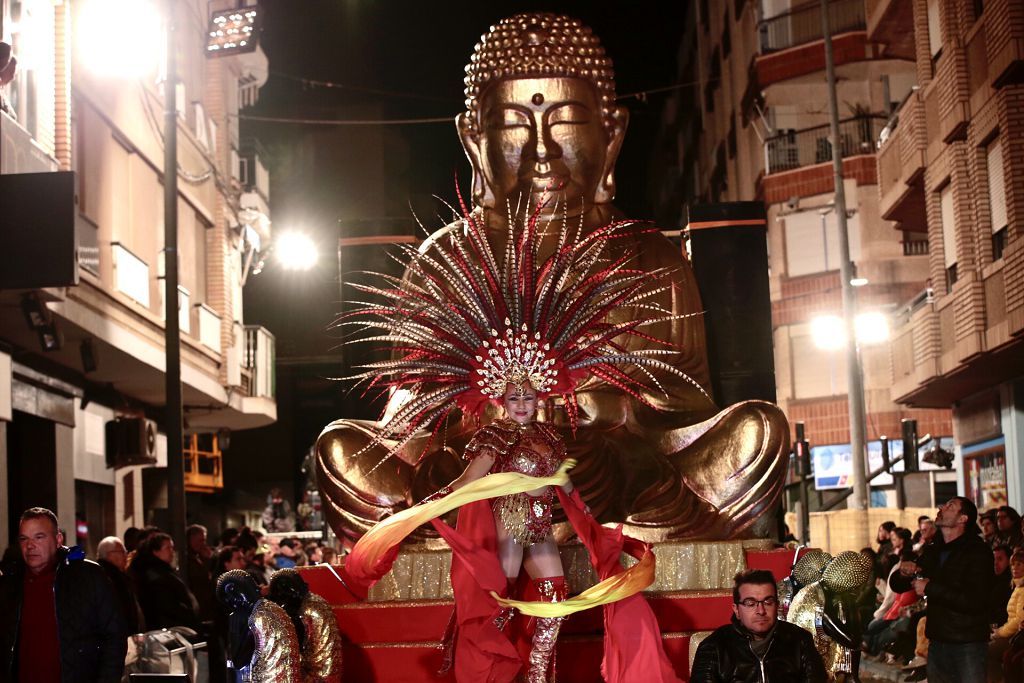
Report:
861,501,1024,683
0,504,345,682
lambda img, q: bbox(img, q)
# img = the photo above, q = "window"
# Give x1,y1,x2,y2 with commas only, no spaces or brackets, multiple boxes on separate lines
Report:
4,0,56,153
939,183,957,287
927,0,943,61
987,137,1007,262
791,332,848,398
784,211,862,278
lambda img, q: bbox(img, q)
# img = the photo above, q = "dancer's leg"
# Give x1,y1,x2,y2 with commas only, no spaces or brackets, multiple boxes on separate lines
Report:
525,537,567,682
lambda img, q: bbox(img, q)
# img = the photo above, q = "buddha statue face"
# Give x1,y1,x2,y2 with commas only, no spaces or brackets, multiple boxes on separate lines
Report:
457,13,628,217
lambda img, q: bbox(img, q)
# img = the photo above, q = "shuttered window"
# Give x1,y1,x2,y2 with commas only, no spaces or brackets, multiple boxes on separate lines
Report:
987,137,1008,233
927,0,942,58
940,184,957,268
791,332,848,399
784,211,862,277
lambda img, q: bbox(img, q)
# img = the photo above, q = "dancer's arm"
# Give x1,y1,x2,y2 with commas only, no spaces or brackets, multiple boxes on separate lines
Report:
450,451,495,492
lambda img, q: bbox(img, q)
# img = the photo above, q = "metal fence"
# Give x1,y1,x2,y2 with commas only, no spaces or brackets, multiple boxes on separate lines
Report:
765,115,886,174
759,0,866,53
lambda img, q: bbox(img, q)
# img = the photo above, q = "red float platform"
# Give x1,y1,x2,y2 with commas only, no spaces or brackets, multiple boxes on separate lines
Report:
299,546,800,682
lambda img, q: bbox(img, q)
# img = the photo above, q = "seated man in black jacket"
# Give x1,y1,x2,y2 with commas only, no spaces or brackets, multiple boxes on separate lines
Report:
891,496,993,683
691,569,827,682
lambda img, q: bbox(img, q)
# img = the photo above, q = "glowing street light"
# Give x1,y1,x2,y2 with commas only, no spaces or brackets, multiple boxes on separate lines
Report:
276,232,318,271
810,312,891,349
76,0,162,79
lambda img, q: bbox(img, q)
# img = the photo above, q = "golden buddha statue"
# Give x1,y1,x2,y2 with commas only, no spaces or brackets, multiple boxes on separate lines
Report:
316,12,789,543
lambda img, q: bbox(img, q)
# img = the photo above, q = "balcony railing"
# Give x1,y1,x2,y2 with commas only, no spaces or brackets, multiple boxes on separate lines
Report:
759,0,866,53
765,115,886,174
244,325,275,399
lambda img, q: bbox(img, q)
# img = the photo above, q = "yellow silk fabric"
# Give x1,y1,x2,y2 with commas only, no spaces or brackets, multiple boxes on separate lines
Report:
348,457,657,618
349,459,577,576
492,545,656,617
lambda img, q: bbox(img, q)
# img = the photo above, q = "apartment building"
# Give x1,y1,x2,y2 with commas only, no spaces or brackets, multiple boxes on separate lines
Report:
651,0,954,507
874,0,1024,511
0,0,276,551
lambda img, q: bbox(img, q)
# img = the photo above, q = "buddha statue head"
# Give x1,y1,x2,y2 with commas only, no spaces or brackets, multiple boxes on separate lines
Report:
457,13,628,217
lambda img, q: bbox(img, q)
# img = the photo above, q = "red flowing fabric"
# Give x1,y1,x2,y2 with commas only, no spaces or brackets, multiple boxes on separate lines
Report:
556,488,683,683
430,488,681,683
431,501,524,682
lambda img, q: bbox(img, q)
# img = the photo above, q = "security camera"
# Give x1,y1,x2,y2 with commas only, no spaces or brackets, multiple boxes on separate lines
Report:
785,196,799,211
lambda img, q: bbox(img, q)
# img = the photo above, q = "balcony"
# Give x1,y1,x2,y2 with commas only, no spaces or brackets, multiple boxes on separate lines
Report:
866,0,916,60
184,433,224,493
243,325,275,399
0,110,59,174
987,0,1024,88
758,0,865,53
765,115,885,174
754,0,871,88
877,91,927,232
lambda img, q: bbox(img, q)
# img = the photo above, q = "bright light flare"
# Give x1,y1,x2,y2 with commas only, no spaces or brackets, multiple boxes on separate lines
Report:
276,232,318,271
855,311,890,345
77,0,162,79
810,315,846,350
811,312,891,349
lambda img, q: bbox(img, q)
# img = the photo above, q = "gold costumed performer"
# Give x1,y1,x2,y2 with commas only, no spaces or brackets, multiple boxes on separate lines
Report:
787,550,875,682
269,568,343,683
330,196,690,682
217,569,302,683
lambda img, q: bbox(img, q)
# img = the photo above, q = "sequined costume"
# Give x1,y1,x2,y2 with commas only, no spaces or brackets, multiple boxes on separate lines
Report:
241,599,302,683
787,550,874,681
299,592,343,683
465,419,566,544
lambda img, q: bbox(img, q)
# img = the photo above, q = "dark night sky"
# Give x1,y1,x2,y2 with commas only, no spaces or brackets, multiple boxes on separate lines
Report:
247,1,691,220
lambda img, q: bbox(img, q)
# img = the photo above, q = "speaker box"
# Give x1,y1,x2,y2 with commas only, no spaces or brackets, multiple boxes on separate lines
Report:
687,203,777,405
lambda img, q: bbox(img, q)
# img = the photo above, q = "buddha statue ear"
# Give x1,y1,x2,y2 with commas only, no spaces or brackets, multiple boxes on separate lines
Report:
594,105,629,205
457,113,495,208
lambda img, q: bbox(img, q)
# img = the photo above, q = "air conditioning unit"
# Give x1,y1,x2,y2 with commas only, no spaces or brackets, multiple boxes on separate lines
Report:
105,417,158,469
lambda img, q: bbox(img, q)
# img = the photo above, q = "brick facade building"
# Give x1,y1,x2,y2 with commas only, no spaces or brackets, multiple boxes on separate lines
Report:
876,0,1024,511
650,0,956,510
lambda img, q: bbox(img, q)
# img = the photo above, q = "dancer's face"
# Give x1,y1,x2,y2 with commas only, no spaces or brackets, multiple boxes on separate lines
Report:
503,383,538,425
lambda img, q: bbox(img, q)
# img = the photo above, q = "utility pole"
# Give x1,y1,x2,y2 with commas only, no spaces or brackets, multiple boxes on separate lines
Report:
820,0,869,543
164,0,186,572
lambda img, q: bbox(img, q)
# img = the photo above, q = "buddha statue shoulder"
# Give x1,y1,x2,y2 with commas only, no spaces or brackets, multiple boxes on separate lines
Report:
316,12,790,543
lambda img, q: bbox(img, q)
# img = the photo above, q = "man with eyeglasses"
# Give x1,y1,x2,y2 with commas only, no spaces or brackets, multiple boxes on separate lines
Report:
691,569,827,682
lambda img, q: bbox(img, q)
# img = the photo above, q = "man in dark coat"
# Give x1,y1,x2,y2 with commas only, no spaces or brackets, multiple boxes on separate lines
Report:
891,496,993,683
96,536,144,635
0,507,127,683
128,532,201,632
691,569,827,682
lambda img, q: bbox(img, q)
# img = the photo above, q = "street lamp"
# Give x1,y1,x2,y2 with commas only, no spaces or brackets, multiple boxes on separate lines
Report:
77,0,186,571
275,231,319,271
810,312,891,349
76,0,161,79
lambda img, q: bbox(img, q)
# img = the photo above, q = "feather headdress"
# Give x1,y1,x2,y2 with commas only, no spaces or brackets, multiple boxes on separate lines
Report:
339,190,707,470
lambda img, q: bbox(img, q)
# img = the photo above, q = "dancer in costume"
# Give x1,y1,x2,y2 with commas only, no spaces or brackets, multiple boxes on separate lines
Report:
329,192,691,682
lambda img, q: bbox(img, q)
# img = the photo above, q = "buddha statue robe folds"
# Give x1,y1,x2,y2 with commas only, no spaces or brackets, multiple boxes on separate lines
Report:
315,12,790,543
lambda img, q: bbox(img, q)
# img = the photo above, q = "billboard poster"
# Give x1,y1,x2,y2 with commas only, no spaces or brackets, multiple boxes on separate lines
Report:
812,437,954,491
963,437,1007,512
